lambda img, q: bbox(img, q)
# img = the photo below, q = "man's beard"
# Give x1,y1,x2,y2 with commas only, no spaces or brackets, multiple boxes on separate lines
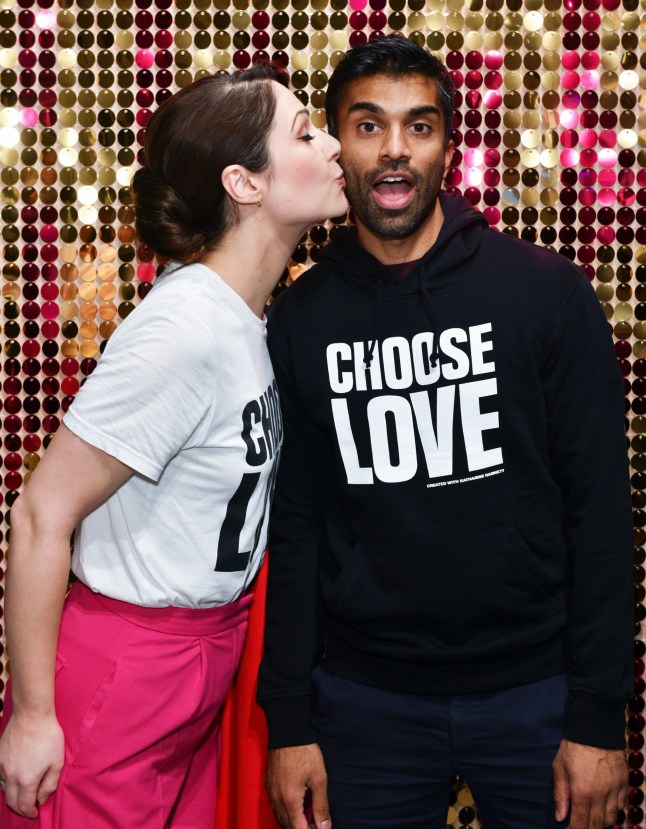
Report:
342,159,446,240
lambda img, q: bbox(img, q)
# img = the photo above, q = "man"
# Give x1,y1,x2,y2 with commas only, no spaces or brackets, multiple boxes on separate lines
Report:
257,35,632,829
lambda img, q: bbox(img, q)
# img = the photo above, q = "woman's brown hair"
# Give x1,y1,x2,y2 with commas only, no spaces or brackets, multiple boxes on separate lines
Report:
131,63,288,264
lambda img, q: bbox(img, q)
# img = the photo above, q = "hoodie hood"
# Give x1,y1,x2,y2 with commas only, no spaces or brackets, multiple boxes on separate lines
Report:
319,191,489,297
318,191,489,369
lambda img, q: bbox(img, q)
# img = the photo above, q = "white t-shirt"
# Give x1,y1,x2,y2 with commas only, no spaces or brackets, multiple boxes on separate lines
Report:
63,263,282,608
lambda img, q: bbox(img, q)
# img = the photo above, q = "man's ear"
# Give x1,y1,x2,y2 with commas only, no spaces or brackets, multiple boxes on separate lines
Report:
443,139,456,176
221,164,264,207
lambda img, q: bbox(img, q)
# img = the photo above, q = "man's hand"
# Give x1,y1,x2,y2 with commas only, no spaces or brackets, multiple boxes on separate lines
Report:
0,712,64,818
266,743,331,829
553,739,627,829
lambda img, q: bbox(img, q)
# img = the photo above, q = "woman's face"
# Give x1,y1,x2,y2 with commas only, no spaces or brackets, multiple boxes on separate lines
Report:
262,82,348,230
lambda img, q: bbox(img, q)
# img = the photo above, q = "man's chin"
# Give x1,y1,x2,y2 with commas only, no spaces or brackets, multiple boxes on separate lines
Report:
373,224,421,240
359,207,433,241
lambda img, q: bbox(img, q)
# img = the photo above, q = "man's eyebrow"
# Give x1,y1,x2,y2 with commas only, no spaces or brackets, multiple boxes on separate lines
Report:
347,101,384,115
410,105,441,119
346,102,442,119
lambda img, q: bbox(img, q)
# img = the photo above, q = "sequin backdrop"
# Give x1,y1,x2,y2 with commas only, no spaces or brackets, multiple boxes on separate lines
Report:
0,0,644,824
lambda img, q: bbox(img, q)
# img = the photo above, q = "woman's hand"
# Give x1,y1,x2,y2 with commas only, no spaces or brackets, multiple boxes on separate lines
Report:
0,711,65,818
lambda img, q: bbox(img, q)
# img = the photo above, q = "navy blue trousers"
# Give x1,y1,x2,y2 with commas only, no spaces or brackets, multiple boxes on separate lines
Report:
312,667,570,829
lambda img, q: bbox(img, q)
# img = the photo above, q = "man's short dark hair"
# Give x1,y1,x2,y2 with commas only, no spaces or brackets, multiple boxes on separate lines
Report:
325,34,455,148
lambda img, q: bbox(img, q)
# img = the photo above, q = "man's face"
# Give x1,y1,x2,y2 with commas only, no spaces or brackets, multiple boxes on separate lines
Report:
335,73,454,243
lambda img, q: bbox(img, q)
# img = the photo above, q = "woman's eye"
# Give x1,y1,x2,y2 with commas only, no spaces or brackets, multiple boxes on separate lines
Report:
299,133,315,142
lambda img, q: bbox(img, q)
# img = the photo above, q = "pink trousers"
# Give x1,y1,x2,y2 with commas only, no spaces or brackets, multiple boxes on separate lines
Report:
0,580,251,829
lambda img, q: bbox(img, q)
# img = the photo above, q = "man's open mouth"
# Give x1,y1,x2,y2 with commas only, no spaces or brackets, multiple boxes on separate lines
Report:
372,174,415,210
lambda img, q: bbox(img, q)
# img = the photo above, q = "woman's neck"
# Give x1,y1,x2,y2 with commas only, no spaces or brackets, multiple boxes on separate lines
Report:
200,220,301,318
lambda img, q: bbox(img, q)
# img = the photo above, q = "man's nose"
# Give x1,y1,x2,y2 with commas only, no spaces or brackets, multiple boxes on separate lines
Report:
379,127,412,163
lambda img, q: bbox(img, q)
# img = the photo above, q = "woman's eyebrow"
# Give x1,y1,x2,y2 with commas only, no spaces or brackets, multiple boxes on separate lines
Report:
292,108,310,129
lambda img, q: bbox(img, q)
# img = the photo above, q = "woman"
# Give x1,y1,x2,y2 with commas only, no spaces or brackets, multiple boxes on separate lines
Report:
0,62,347,828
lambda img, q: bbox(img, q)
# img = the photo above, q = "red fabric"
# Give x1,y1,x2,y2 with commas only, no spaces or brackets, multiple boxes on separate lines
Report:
216,557,282,829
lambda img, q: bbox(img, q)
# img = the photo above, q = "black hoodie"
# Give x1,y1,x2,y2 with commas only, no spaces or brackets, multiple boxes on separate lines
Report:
258,192,633,751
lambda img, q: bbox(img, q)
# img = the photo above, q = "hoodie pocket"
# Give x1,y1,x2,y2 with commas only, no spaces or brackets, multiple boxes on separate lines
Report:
326,525,563,655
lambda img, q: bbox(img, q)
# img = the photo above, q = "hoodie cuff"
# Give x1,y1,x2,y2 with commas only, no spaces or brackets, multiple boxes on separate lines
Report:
563,692,627,750
260,696,316,750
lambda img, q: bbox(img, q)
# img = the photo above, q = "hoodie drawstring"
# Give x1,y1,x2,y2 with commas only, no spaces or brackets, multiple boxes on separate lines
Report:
364,271,441,372
418,269,441,368
364,274,384,371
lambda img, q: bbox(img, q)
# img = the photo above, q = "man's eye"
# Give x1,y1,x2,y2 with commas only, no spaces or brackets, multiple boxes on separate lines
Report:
358,122,378,133
410,123,432,133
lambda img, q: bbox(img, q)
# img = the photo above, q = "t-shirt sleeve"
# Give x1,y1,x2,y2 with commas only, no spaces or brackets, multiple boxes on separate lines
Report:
63,292,217,481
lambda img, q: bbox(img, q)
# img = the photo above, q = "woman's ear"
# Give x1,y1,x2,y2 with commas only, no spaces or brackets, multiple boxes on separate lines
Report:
221,164,264,208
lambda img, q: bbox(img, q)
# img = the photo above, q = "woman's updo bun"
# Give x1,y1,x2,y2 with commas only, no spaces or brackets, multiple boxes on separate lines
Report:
131,167,207,263
131,63,288,265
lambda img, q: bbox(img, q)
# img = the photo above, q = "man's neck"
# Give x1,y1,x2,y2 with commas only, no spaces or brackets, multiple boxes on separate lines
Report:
356,202,445,266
